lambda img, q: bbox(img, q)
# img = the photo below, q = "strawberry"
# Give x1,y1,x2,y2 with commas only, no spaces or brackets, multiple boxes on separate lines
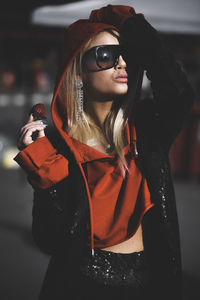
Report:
30,103,46,120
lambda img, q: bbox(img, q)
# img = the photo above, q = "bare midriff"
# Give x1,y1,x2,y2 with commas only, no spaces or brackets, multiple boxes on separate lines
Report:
100,224,144,253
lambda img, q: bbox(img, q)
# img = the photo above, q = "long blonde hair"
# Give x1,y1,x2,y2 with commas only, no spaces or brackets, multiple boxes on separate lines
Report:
59,29,138,175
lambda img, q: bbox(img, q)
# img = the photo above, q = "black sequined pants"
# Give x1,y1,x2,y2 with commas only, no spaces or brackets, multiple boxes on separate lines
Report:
77,248,158,300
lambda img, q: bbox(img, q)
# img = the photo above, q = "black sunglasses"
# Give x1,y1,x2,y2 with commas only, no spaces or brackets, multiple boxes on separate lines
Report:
82,45,122,71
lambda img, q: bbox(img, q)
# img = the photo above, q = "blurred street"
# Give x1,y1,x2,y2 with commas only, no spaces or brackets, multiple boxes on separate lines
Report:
0,168,199,300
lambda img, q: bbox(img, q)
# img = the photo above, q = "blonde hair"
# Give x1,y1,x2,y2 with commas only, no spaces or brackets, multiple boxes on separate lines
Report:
59,29,136,176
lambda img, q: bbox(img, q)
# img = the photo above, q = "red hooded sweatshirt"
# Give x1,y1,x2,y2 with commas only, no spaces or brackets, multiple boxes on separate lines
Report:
14,5,154,255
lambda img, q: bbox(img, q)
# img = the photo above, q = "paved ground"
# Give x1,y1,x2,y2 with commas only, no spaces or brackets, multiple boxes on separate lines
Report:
0,169,199,300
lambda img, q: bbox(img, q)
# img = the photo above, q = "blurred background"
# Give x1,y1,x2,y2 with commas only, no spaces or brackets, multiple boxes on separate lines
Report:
0,0,200,299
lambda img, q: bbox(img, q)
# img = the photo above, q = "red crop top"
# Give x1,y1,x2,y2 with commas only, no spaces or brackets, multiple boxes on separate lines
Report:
70,123,154,248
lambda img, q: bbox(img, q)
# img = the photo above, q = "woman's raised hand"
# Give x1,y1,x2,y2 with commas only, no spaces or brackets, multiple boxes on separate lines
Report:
120,14,165,69
17,114,47,150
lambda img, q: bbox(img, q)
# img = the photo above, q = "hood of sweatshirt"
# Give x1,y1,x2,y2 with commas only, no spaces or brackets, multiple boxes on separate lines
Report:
51,4,144,162
51,18,116,162
50,5,143,255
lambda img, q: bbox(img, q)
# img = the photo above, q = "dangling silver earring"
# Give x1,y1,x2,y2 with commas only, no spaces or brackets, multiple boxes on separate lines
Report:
75,79,84,122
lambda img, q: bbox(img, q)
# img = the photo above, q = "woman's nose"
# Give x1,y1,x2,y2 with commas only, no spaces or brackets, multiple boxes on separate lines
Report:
116,55,126,69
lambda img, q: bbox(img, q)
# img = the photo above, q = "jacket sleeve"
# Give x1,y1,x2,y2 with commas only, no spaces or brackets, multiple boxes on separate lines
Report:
120,16,195,152
31,163,89,256
14,135,89,256
31,179,72,255
14,136,69,189
144,51,195,152
14,137,72,254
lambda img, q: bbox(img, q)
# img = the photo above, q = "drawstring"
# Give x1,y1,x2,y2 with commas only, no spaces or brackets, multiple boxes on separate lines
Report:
126,121,138,158
133,126,139,158
78,162,95,257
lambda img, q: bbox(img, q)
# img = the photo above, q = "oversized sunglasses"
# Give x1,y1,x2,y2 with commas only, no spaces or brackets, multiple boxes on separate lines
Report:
82,45,122,71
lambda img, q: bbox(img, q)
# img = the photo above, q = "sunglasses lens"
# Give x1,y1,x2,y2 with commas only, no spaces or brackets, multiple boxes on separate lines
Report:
83,51,97,71
83,45,120,71
96,46,119,69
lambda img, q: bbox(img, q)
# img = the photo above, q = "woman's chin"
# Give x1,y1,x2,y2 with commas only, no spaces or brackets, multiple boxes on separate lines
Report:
114,85,128,95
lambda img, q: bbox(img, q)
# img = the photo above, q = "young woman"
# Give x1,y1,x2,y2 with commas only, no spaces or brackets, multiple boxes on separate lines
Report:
14,5,194,300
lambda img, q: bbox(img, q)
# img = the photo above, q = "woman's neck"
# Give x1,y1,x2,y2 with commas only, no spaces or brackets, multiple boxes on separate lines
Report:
85,100,113,128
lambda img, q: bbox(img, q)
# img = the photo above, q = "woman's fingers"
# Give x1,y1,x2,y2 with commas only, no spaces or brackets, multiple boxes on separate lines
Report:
20,123,46,141
18,120,47,150
20,120,42,133
22,126,45,145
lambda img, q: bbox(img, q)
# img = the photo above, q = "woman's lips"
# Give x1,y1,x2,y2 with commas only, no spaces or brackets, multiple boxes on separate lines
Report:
114,76,128,83
114,74,128,83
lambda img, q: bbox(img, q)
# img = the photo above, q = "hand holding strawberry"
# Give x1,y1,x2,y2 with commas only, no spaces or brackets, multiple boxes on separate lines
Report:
18,103,47,150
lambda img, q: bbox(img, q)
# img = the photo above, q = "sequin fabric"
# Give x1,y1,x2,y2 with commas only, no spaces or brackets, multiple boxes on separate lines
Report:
80,248,154,290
